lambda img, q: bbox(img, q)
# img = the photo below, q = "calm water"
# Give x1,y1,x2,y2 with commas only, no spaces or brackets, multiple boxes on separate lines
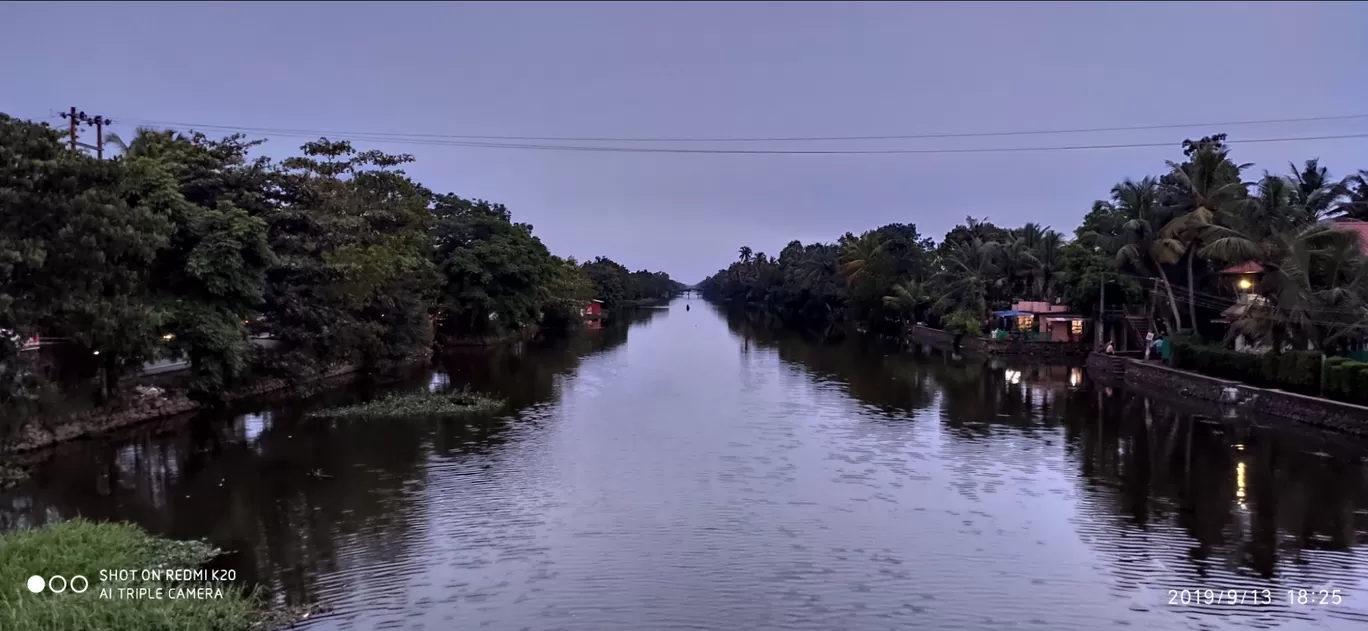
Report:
4,299,1368,630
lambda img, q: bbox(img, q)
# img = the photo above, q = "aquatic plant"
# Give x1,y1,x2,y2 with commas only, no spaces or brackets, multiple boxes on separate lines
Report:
307,388,504,419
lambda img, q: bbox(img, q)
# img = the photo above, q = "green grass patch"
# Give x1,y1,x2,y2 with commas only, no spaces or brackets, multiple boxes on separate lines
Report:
0,518,269,631
306,387,504,419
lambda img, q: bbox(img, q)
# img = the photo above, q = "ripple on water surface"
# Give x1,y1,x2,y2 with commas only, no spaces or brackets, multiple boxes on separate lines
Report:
3,306,1366,630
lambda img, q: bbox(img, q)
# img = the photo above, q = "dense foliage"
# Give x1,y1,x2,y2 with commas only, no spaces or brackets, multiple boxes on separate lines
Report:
701,134,1368,360
699,221,1067,337
581,256,684,311
0,113,680,422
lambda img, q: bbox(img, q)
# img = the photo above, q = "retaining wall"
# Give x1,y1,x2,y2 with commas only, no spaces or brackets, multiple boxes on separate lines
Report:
1085,352,1368,436
9,351,433,453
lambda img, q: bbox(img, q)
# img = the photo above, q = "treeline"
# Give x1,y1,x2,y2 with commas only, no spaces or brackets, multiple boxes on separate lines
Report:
0,113,681,413
701,134,1368,352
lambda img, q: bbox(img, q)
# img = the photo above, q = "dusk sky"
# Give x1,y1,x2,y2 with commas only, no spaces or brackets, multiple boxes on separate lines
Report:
3,2,1366,283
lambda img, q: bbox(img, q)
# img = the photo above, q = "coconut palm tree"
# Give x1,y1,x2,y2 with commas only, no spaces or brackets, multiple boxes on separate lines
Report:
1202,176,1368,350
1030,229,1065,301
1335,170,1368,220
883,280,929,325
1287,158,1344,221
839,231,886,286
931,237,1001,320
1159,145,1251,330
737,246,753,264
1098,177,1186,330
1212,223,1367,351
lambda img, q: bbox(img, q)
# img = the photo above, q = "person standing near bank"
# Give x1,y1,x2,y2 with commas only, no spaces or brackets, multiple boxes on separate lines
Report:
1144,330,1155,360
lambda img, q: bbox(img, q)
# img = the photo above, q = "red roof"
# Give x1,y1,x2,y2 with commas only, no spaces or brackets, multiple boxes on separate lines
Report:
1336,220,1368,250
1221,220,1368,275
1220,261,1264,274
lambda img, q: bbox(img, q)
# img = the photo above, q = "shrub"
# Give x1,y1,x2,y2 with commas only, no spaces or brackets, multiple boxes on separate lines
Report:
306,387,504,419
1169,336,1325,395
942,310,982,336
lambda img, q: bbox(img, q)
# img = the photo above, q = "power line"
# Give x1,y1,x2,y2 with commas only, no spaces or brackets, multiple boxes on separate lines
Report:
93,120,1368,155
114,112,1368,143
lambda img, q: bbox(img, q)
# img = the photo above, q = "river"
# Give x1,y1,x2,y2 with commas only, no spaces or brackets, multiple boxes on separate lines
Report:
4,298,1368,630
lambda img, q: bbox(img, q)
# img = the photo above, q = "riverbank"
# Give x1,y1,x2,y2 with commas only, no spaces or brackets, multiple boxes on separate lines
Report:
907,324,1090,359
3,355,432,454
1086,351,1368,435
0,519,305,631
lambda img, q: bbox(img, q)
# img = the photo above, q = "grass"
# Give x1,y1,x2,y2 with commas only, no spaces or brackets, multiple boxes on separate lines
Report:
306,387,504,419
0,518,267,631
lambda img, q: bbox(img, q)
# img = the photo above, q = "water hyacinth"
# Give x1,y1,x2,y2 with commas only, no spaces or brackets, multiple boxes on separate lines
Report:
307,388,504,419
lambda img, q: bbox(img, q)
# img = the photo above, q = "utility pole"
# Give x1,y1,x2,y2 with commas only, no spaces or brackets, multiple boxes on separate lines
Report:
58,108,114,157
65,106,77,151
93,115,107,159
1096,273,1105,348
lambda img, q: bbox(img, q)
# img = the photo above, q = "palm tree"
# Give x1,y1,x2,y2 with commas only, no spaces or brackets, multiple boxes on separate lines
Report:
1202,175,1368,350
1287,158,1344,221
883,280,929,325
1030,229,1065,301
1335,170,1368,220
101,126,171,157
1207,223,1366,351
1097,177,1185,330
737,246,753,264
838,232,886,286
931,237,1001,320
1159,145,1251,330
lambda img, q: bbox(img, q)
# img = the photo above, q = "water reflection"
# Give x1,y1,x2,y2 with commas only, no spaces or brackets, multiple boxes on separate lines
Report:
1,302,1366,629
723,309,1368,627
0,312,648,608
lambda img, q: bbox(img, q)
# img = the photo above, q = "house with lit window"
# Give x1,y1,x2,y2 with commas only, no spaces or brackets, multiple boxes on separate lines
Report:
990,301,1090,343
1217,219,1368,353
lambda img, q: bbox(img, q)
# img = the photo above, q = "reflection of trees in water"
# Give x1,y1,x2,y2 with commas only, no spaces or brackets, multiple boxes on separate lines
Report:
434,314,637,409
931,358,1076,443
724,311,937,417
720,312,1368,602
0,321,640,609
1057,388,1368,605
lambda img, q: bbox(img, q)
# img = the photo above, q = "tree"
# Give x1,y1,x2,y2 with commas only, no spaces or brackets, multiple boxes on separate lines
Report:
1159,139,1250,331
431,194,556,341
114,129,275,402
540,256,597,332
1202,175,1368,351
260,139,436,377
582,256,631,310
0,115,172,403
1098,178,1185,330
1287,158,1344,221
930,237,1000,321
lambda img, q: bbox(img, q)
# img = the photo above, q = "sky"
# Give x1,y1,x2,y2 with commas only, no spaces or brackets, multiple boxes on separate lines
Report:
3,2,1367,284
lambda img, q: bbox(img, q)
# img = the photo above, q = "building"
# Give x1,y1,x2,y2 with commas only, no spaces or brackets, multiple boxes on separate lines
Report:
1220,220,1368,284
990,301,1089,343
1215,220,1368,353
580,299,603,319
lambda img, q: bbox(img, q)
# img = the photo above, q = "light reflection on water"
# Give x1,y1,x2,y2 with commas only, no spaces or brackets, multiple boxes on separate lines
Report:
2,301,1367,630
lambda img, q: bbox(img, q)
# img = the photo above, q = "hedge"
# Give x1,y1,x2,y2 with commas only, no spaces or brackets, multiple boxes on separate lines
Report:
1169,337,1321,396
1169,337,1368,404
1322,356,1368,405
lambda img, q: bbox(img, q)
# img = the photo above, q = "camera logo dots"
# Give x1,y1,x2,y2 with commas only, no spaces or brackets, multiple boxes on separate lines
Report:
24,575,88,594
